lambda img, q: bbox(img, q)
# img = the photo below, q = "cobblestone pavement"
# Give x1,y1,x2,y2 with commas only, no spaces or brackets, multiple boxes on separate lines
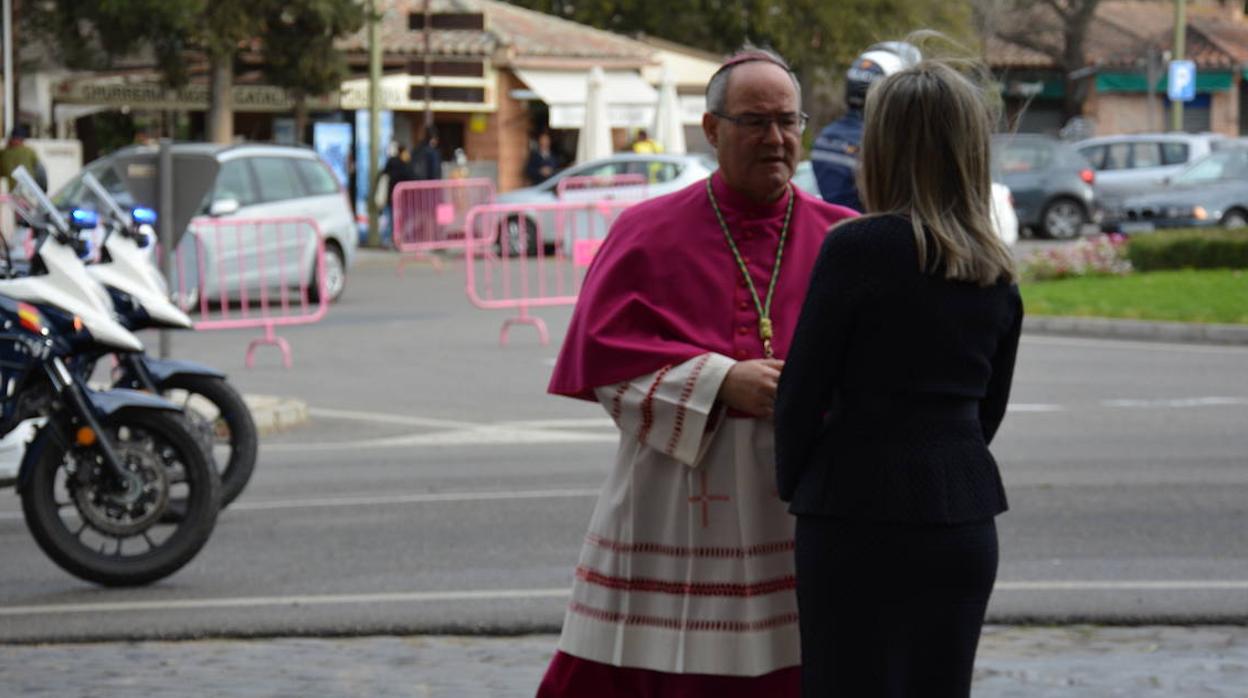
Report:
2,626,1245,697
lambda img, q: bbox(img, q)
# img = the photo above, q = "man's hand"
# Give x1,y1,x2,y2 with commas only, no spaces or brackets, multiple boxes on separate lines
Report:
718,359,785,419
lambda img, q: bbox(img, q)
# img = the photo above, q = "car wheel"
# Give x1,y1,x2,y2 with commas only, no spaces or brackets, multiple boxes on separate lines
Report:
496,216,538,257
311,242,346,303
1040,198,1086,240
1221,209,1248,230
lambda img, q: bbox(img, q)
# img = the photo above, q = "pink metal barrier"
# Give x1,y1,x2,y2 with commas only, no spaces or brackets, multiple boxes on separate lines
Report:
175,216,328,368
464,199,636,345
391,178,496,272
0,194,39,264
555,173,649,201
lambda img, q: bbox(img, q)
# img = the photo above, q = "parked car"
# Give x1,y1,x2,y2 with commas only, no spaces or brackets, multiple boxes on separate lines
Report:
52,143,357,302
792,160,1018,245
791,160,820,198
1077,132,1224,198
992,134,1097,240
492,152,716,253
1116,145,1248,233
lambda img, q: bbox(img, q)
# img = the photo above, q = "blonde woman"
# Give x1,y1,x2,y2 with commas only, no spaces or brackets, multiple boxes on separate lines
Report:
774,58,1022,697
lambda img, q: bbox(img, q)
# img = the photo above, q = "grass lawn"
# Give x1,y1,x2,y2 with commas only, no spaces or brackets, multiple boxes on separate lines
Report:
1021,269,1248,325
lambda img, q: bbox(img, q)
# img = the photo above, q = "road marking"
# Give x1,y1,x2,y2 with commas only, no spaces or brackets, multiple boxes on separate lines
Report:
495,418,615,429
263,427,616,451
1102,397,1248,409
1011,403,1065,412
0,589,573,617
307,407,478,430
1024,335,1248,356
0,488,603,521
2,581,1246,617
229,488,601,512
996,580,1248,591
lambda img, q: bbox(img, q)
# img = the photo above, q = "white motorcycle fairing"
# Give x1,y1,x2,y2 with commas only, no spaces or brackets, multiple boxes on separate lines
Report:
88,233,193,329
0,236,143,353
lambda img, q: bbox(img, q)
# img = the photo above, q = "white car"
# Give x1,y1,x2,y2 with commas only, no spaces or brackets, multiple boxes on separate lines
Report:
793,161,1018,246
493,152,716,254
53,143,357,303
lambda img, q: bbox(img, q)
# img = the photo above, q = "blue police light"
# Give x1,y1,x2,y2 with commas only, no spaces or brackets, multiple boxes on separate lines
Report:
132,206,157,225
69,208,99,229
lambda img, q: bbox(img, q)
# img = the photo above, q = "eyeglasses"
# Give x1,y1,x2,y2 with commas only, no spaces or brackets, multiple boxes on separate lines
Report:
712,111,809,135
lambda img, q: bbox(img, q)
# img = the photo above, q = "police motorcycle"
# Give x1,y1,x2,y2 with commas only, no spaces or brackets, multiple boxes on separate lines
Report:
78,171,257,508
0,166,219,586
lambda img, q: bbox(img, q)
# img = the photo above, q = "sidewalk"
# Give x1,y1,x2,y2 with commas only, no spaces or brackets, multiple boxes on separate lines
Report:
243,394,309,436
1,626,1244,697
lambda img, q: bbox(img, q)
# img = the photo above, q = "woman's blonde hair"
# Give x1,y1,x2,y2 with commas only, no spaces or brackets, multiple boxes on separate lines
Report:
858,52,1017,286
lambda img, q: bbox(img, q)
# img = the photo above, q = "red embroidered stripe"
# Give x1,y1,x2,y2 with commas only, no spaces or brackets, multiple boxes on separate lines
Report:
576,566,795,598
585,534,794,559
609,382,629,422
637,364,674,445
666,354,711,455
569,602,798,633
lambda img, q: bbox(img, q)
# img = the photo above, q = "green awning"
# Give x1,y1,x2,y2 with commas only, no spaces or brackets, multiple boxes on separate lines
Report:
1096,70,1234,94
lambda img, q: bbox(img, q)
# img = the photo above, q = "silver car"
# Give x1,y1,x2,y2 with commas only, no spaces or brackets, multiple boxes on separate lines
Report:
54,143,358,303
1076,133,1225,207
492,152,716,254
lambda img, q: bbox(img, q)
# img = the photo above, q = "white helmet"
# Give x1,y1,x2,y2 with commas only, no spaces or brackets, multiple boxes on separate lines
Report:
846,41,921,109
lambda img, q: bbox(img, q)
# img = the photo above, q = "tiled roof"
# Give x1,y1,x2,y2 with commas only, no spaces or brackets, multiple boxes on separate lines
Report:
337,0,653,64
988,1,1248,71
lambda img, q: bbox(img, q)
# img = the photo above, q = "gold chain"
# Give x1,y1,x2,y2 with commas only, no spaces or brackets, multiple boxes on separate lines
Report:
705,178,794,359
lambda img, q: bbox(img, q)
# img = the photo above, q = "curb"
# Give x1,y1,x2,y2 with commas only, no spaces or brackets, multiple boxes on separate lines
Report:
243,395,310,436
1024,315,1248,346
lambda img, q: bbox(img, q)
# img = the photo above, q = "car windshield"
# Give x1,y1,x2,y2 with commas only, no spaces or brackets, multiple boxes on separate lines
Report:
1172,148,1248,185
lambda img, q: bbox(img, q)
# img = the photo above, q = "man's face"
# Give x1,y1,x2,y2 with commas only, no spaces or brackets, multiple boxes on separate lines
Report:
703,62,800,203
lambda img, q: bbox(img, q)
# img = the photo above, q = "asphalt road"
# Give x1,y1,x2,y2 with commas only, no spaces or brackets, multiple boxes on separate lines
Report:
0,252,1245,642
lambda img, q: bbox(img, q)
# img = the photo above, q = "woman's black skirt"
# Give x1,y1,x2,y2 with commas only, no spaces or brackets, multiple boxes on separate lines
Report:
794,515,999,698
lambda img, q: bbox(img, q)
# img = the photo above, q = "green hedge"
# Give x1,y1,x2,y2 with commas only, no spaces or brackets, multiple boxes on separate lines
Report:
1126,228,1248,271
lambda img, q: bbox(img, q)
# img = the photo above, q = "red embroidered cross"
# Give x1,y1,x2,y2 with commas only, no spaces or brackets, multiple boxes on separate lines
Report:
688,469,730,528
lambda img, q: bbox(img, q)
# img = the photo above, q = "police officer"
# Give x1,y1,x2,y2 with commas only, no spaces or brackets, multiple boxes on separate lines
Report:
811,42,920,211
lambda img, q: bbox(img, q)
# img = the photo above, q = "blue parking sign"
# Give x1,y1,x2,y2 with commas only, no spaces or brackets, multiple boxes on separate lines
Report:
1167,60,1196,102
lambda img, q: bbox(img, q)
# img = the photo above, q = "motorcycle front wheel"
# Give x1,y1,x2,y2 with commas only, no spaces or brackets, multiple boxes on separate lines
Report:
21,409,221,587
159,374,257,508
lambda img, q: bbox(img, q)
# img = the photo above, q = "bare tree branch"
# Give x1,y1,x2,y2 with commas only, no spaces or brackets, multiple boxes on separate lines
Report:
995,30,1064,62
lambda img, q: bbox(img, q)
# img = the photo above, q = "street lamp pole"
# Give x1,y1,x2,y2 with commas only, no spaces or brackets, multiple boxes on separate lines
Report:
3,0,13,140
367,0,382,247
1171,0,1186,132
423,0,433,132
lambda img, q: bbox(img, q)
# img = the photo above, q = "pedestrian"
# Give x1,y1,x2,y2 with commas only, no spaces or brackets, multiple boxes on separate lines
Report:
629,127,662,154
524,132,559,185
810,41,920,211
540,47,857,697
0,125,45,192
775,54,1024,698
413,128,442,181
377,143,415,245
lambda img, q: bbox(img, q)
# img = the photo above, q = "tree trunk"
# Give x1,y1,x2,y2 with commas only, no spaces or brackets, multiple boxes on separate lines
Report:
207,53,234,144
